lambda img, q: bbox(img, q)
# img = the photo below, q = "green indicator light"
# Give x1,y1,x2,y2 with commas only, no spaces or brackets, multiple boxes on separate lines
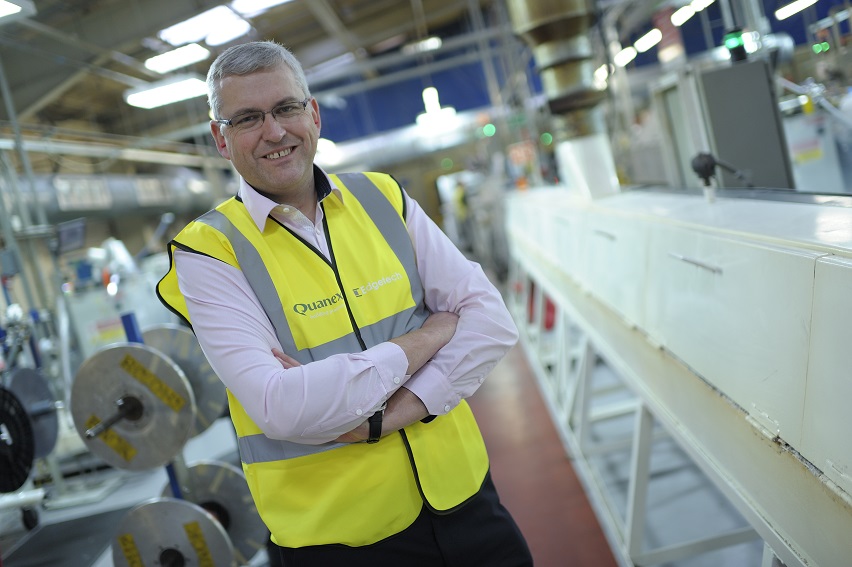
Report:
483,123,496,137
822,41,830,51
724,35,743,50
441,158,454,170
540,132,553,145
813,43,822,54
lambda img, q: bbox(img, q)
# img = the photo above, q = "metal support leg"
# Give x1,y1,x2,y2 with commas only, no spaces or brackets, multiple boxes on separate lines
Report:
625,403,654,559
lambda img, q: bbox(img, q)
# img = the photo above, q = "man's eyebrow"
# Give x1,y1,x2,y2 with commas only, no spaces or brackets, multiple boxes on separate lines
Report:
229,97,302,115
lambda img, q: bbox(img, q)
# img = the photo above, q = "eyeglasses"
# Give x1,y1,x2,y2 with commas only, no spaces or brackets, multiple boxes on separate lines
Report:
215,98,311,133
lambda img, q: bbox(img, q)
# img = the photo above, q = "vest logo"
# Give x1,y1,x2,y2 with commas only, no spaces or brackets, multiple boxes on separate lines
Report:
352,272,403,298
293,293,344,317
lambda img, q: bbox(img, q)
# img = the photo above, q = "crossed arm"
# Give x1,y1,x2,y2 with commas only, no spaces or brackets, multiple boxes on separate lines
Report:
272,311,460,442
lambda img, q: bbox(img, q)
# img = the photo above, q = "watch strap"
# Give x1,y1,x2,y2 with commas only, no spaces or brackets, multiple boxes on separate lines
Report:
366,405,385,444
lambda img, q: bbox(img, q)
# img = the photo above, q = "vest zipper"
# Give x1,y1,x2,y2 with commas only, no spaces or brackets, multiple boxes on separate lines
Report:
321,205,368,351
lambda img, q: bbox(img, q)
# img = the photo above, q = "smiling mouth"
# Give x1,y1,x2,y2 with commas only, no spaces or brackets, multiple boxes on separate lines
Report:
265,148,293,159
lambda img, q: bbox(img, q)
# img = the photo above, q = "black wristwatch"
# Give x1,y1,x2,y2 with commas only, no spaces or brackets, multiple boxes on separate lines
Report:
366,404,386,444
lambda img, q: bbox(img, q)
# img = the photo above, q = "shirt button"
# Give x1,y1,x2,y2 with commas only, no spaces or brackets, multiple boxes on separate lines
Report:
443,404,451,413
355,409,363,416
479,377,485,384
281,207,290,213
393,377,401,385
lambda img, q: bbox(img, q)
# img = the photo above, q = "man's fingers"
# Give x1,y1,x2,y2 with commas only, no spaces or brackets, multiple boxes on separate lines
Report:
272,348,301,368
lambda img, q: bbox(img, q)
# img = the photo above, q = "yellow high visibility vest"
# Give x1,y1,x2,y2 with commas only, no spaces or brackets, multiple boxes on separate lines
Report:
157,172,489,547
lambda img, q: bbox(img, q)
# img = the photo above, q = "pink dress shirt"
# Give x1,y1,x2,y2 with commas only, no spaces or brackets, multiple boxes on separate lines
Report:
174,168,518,444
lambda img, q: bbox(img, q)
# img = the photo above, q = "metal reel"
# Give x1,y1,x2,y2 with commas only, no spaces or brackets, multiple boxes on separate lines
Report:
70,342,196,471
142,324,227,437
7,367,59,459
112,497,235,567
161,461,266,564
0,387,35,493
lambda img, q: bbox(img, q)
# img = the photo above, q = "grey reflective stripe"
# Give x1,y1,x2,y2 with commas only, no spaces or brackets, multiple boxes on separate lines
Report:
239,434,346,464
195,210,317,364
358,305,428,349
336,173,425,308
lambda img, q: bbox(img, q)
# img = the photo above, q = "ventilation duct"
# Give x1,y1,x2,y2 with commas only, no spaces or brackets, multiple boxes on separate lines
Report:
2,170,220,224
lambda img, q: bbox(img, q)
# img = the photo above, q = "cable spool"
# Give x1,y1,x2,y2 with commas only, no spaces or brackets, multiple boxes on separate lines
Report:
160,461,266,565
0,386,35,493
112,497,235,567
6,367,60,459
141,324,227,437
70,342,196,471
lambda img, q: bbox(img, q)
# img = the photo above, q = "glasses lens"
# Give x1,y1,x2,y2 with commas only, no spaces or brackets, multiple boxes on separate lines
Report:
272,101,306,121
231,111,264,131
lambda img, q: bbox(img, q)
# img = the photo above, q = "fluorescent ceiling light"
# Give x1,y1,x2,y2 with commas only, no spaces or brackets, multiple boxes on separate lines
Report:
205,18,252,46
416,87,456,129
0,0,21,18
775,0,818,20
613,46,637,67
691,0,716,10
0,0,35,23
125,75,208,109
231,0,293,18
158,6,249,46
145,43,210,74
634,28,663,53
403,36,443,55
671,5,696,26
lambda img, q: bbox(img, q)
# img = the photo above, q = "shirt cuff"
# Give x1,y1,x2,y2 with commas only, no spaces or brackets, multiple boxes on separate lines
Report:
368,341,410,394
403,363,460,416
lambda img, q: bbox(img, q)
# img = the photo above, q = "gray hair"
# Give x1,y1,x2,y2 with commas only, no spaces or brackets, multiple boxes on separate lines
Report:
206,41,311,119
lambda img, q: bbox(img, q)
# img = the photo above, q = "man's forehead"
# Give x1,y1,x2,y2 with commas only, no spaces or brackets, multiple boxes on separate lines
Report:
218,67,300,106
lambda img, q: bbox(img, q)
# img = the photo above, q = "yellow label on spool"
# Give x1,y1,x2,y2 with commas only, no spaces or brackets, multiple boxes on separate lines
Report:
117,533,144,567
85,415,137,462
184,521,215,567
120,354,186,412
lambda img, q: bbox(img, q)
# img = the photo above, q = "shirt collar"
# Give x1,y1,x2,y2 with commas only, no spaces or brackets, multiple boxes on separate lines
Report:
238,164,344,231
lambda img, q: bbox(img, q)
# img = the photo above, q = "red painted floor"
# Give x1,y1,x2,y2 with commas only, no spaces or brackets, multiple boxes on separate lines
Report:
468,345,617,567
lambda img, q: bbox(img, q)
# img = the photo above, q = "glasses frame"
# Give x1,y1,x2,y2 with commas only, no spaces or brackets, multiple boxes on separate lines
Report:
214,98,311,131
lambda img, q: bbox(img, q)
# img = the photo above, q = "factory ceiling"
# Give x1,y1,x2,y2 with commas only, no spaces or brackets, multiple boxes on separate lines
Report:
0,0,516,172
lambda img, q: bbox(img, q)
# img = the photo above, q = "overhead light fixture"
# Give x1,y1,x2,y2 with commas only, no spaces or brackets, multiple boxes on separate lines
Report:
158,6,251,47
0,0,21,18
230,0,293,18
634,28,663,53
691,0,716,10
403,36,443,55
205,18,252,46
775,0,818,20
145,43,211,74
613,46,637,67
316,138,343,166
416,87,458,135
0,0,35,23
124,74,207,109
671,5,696,26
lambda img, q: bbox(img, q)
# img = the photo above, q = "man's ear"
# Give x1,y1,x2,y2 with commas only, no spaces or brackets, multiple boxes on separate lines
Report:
310,97,321,135
210,121,231,160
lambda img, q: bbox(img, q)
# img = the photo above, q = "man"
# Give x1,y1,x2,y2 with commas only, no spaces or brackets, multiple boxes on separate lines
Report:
157,40,532,566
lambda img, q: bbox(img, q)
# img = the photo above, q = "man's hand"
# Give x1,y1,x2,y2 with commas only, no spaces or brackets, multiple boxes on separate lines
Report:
272,349,300,369
332,387,428,443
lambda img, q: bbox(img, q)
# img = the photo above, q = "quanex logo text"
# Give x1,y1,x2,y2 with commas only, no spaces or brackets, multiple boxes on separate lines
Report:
352,272,403,297
294,293,344,316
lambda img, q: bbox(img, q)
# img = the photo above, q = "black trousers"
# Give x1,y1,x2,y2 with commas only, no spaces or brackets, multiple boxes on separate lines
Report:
271,472,533,567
